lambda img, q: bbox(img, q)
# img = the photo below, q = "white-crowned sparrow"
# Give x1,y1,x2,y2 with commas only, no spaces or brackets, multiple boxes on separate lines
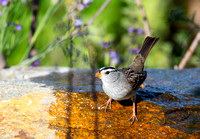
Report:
95,36,159,124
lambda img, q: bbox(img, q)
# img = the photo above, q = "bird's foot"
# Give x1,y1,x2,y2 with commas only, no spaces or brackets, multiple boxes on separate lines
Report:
101,97,112,112
127,113,139,124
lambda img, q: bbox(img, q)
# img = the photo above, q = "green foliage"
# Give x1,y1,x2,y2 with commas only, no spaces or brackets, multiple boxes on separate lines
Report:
0,0,32,66
0,0,199,69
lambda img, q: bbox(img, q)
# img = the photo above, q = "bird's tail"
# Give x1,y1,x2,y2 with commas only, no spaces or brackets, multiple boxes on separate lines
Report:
129,36,159,72
138,36,159,60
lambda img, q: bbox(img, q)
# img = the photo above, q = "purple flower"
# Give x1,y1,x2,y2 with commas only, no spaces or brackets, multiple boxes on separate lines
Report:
0,0,10,6
130,47,140,54
73,19,83,27
136,29,144,34
99,41,113,48
108,51,120,65
30,60,40,67
15,24,22,31
29,49,40,67
0,10,2,16
76,0,93,11
128,27,135,33
128,27,144,34
77,4,84,11
83,0,93,5
6,22,22,31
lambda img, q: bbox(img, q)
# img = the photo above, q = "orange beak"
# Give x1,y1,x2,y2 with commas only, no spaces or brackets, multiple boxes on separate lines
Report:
95,71,102,78
140,84,145,89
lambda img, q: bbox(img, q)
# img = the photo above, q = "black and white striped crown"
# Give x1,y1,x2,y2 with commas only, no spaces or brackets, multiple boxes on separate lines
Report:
99,67,119,73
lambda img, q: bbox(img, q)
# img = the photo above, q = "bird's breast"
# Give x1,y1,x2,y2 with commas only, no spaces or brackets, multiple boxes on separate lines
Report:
102,81,133,100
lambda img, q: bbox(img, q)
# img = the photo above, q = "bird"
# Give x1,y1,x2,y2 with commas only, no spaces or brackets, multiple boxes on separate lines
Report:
95,36,159,124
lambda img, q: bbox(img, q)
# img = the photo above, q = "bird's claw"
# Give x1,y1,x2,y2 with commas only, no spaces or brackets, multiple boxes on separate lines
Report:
127,114,139,124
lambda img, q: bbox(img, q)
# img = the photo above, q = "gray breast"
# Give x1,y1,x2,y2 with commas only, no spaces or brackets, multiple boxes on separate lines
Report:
102,73,133,100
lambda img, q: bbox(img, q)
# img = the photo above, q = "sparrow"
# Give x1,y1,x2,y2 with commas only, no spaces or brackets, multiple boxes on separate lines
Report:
95,36,159,124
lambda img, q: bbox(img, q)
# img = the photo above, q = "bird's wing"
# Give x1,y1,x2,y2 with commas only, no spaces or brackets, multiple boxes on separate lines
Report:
120,68,147,90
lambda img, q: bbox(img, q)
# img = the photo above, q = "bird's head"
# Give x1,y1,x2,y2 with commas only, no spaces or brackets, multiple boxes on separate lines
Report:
95,67,120,83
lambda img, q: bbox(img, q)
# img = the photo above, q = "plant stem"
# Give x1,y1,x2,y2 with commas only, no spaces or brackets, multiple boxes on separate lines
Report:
135,0,151,36
178,31,200,69
20,0,112,66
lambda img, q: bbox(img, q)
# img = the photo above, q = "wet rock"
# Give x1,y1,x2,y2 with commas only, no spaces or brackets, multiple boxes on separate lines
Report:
0,67,199,138
154,93,180,102
165,105,200,135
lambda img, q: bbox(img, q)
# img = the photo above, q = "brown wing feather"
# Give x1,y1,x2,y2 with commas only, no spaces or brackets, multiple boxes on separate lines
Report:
120,68,147,90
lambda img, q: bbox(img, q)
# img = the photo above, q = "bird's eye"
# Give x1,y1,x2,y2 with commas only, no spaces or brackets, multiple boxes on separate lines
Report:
105,71,110,74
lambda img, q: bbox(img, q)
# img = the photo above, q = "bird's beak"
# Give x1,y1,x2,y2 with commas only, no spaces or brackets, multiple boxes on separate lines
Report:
95,71,102,78
140,84,145,89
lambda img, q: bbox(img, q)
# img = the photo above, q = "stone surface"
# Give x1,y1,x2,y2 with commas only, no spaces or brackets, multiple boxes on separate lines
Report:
0,67,199,138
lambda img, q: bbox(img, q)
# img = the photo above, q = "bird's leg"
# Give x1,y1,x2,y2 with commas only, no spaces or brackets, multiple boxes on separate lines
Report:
101,97,112,112
128,102,139,124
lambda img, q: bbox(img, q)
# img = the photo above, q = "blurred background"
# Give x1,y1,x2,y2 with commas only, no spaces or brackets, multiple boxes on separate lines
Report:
0,0,199,69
